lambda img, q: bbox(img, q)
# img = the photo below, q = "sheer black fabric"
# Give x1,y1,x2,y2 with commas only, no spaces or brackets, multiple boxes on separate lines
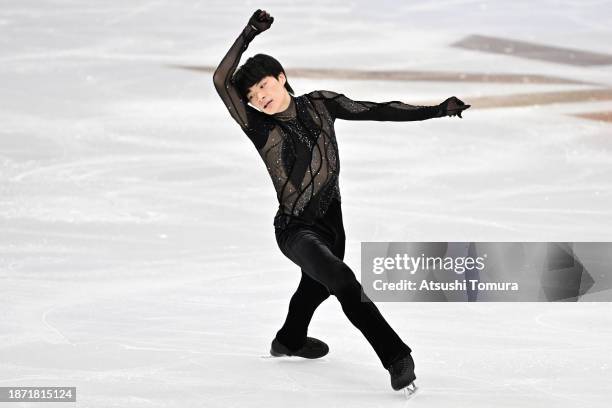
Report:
213,25,444,230
274,197,411,368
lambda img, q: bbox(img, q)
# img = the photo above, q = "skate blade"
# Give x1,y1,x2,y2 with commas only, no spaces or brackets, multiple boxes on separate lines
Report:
403,382,418,400
262,351,291,359
262,352,288,359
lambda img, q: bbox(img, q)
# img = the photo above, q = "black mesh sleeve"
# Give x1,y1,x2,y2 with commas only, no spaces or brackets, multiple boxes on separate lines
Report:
313,90,443,122
212,24,270,147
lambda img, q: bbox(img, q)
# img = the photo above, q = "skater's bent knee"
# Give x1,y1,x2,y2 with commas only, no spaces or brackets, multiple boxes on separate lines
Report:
327,264,361,297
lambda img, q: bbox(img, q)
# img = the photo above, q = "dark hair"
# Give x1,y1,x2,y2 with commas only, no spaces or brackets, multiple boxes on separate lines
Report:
232,53,294,101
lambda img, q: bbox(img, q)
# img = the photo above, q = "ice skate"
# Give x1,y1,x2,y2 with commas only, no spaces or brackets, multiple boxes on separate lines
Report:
270,336,329,359
388,352,418,397
401,382,418,399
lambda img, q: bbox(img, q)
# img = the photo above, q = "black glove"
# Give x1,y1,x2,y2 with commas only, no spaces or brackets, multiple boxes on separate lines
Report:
439,96,471,118
248,9,274,33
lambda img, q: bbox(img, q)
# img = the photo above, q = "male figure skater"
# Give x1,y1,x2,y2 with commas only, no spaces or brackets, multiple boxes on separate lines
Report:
212,9,470,394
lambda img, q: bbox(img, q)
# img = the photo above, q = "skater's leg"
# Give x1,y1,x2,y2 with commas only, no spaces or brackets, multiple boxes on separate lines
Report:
275,270,330,351
276,227,410,368
275,200,345,351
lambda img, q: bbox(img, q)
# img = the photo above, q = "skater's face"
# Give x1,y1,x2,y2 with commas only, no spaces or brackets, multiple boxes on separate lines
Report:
246,72,291,115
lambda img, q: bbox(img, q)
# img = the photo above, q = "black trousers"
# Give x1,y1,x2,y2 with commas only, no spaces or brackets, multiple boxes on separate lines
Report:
274,198,411,369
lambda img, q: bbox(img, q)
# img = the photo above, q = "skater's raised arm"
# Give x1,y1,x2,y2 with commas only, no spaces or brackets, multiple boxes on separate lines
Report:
312,90,470,122
212,9,274,131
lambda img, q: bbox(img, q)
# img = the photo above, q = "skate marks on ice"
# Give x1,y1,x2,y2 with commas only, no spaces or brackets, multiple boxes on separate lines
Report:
256,356,542,405
414,373,589,407
252,357,406,406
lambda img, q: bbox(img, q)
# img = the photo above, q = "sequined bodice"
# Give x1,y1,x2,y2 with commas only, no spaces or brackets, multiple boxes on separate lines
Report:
212,23,444,229
256,93,342,228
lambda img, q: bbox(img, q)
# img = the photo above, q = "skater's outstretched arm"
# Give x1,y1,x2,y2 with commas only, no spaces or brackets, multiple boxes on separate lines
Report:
212,9,274,131
312,90,470,121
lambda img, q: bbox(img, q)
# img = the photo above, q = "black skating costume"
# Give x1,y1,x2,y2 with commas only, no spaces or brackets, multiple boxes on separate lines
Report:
213,22,447,370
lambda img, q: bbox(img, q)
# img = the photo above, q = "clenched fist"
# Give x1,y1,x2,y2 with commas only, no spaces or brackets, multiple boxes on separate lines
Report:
248,9,274,33
439,96,471,118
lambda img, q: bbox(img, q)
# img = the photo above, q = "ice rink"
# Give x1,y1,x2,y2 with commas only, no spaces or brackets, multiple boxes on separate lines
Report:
2,0,612,406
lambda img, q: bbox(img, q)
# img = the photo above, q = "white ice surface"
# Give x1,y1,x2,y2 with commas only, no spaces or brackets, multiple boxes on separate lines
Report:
1,1,612,407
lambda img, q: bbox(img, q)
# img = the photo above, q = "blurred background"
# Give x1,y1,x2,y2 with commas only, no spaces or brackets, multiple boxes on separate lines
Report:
1,1,611,407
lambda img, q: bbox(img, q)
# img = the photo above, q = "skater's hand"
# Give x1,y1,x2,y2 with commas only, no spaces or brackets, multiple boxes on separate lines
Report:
439,96,470,118
248,9,274,33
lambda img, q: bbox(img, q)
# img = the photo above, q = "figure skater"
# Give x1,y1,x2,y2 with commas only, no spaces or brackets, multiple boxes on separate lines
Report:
212,9,470,394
